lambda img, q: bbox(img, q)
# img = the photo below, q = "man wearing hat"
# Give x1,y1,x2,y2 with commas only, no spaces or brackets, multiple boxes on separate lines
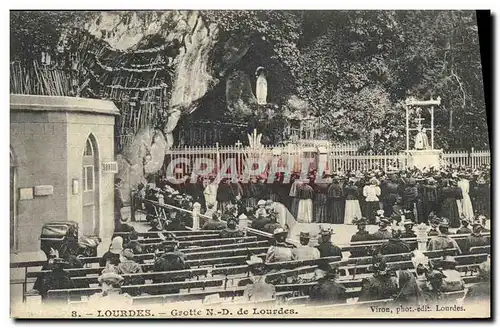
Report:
124,230,143,255
265,228,294,263
379,228,412,255
309,261,347,305
439,255,465,292
242,256,276,301
401,218,417,238
350,218,372,258
315,228,342,259
427,214,440,236
456,216,473,235
152,240,189,294
370,217,392,240
99,236,123,267
219,216,244,238
39,257,75,300
89,272,132,305
463,219,489,254
168,212,190,231
427,219,462,254
358,256,398,302
292,232,320,261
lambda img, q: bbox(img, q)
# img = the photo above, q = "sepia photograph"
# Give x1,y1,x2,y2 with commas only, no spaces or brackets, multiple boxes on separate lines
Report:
8,9,491,319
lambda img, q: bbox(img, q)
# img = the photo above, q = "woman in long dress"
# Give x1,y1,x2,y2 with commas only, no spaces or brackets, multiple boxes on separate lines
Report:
327,178,345,224
314,180,329,223
245,177,258,209
458,175,474,220
289,177,302,218
343,179,362,225
297,180,314,223
203,177,218,210
439,179,462,228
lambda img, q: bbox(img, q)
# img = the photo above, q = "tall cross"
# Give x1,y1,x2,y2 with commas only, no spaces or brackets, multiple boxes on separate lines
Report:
414,110,425,129
235,140,243,148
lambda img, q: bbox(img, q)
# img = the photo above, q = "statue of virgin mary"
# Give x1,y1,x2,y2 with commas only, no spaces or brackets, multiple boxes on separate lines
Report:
255,66,267,105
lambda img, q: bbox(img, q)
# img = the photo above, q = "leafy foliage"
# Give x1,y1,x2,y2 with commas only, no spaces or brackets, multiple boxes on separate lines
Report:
10,10,489,151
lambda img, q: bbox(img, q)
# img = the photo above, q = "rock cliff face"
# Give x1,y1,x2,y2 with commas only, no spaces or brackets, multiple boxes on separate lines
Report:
81,11,302,201
83,11,222,201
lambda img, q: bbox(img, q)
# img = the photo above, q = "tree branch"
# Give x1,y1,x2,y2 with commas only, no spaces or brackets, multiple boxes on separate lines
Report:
450,68,467,108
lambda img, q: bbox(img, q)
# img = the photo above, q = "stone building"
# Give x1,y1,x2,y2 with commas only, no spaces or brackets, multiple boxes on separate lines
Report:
10,94,119,252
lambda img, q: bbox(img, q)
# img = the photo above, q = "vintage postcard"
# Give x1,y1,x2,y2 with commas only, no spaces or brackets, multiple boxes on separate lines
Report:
10,9,491,319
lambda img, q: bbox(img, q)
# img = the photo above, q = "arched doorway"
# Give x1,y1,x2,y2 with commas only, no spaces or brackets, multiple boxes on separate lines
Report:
82,135,100,236
10,147,17,251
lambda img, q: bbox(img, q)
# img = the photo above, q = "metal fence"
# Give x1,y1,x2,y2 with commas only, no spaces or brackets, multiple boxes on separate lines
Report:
442,149,491,168
159,143,490,176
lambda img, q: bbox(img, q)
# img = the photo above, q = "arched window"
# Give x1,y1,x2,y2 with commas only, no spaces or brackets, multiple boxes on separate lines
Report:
83,136,97,192
82,134,100,236
84,138,93,157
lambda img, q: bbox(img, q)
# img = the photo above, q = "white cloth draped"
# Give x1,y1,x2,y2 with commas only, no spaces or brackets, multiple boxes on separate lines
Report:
204,183,218,209
297,199,313,223
458,179,474,220
344,200,362,225
271,202,297,231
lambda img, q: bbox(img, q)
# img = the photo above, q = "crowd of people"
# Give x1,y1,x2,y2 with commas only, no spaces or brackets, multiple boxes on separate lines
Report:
32,203,490,306
30,163,490,308
135,164,490,229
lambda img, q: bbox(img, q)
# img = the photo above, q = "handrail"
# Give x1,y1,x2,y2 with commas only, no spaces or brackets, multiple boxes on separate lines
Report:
340,232,490,248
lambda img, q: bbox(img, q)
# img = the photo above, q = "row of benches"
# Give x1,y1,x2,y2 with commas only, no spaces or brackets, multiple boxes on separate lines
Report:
43,249,488,304
27,246,489,282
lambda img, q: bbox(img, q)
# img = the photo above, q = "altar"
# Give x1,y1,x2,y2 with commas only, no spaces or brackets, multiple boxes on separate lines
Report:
406,149,443,170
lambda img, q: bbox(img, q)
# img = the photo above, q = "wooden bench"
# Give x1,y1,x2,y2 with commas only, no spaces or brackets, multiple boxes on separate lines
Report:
469,245,491,254
144,236,259,249
341,233,490,253
337,248,457,267
115,230,222,237
139,234,223,244
135,246,269,263
29,256,342,300
338,253,489,277
47,278,226,302
287,288,469,307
